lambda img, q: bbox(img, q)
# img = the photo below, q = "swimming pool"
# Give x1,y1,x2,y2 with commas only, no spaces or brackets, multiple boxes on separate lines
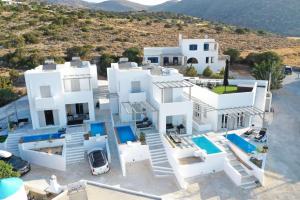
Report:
192,136,222,154
226,133,256,153
90,122,106,136
22,133,64,143
115,126,136,144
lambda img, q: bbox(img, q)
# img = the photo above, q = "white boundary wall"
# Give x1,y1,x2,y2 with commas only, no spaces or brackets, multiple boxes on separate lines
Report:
19,139,66,171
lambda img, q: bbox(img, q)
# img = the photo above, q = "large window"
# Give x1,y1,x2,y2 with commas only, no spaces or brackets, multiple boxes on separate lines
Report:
204,43,209,51
147,57,158,63
189,44,198,51
221,114,228,128
40,86,51,98
211,57,214,63
131,81,141,93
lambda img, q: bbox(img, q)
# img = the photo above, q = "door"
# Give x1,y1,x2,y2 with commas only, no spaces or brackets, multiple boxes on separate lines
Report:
173,57,179,65
163,57,169,66
76,103,84,115
44,110,54,126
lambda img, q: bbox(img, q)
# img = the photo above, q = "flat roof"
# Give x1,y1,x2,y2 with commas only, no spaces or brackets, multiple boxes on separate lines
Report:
153,80,194,89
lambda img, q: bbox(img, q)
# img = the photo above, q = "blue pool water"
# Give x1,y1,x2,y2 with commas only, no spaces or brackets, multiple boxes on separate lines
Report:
192,136,222,154
22,133,63,143
115,126,136,144
90,122,106,136
226,133,256,153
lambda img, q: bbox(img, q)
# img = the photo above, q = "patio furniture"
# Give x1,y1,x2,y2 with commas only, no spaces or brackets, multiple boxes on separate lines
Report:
136,117,149,125
137,121,152,129
255,128,267,142
166,123,174,130
58,128,66,134
169,134,181,144
177,124,185,134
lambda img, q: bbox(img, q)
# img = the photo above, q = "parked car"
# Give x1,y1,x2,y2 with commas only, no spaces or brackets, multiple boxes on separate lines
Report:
0,150,31,176
87,148,109,175
284,66,293,75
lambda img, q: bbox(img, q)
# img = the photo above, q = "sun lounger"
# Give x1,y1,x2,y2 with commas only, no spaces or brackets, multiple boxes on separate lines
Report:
169,134,181,144
136,117,149,125
137,121,152,129
255,128,267,142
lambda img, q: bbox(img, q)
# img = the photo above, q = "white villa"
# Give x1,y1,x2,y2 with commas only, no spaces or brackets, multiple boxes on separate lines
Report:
143,34,227,74
25,58,98,130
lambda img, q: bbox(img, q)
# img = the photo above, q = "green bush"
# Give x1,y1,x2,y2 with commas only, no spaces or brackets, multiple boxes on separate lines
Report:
122,47,142,64
224,48,240,64
0,76,12,90
5,35,25,48
66,45,93,60
23,32,40,44
98,54,118,77
0,160,20,179
185,66,198,77
164,23,172,28
0,89,18,107
244,51,282,67
203,66,213,77
235,28,249,34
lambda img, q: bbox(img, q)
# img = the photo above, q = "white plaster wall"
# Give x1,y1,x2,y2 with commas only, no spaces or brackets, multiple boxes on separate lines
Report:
19,139,66,171
119,143,150,163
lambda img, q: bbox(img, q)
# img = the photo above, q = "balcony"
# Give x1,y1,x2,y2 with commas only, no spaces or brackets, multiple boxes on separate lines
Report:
35,96,57,110
129,91,146,103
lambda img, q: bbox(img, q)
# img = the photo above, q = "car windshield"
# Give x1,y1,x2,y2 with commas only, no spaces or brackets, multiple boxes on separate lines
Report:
91,150,106,168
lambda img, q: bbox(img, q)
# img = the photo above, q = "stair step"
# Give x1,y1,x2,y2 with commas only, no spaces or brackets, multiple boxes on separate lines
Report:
152,166,173,171
152,160,169,165
153,169,173,174
151,153,167,159
149,148,165,153
150,150,166,156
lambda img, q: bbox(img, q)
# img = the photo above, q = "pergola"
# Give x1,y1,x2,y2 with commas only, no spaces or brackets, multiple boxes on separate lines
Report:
153,80,194,103
121,101,158,131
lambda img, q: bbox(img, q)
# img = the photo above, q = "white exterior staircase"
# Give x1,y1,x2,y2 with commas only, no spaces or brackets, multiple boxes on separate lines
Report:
65,132,85,165
145,132,174,177
5,132,25,156
216,140,260,189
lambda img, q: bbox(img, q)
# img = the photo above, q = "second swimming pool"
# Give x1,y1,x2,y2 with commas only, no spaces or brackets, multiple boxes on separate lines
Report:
192,136,222,154
115,126,136,144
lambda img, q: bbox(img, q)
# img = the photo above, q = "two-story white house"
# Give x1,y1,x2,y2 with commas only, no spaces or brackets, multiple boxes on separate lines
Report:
144,34,226,74
25,58,98,129
107,59,194,135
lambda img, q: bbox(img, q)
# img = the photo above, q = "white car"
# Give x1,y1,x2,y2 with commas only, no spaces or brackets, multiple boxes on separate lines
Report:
87,148,109,175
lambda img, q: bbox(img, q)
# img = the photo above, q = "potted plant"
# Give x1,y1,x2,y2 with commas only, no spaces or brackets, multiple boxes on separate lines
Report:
139,132,146,145
84,131,91,140
262,145,268,153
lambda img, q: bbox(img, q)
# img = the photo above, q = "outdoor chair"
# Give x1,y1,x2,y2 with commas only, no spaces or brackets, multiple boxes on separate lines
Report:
136,117,149,125
177,124,185,134
137,121,152,129
255,128,267,143
169,134,181,144
166,123,174,130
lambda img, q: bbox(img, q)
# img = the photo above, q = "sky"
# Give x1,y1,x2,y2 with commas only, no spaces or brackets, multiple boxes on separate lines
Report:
85,0,170,6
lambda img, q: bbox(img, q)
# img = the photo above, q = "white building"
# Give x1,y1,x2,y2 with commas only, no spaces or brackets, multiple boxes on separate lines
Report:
187,78,268,132
144,34,227,74
107,59,194,135
25,58,98,129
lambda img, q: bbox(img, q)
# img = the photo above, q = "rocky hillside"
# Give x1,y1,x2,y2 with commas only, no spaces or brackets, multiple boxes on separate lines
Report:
0,2,300,70
151,0,300,36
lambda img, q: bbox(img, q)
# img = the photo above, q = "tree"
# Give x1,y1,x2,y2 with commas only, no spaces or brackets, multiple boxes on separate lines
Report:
9,69,20,85
252,60,284,89
0,76,12,90
185,66,198,77
66,45,93,60
223,60,230,89
244,51,282,67
122,47,142,64
224,48,240,64
202,66,213,77
0,160,20,179
98,54,118,77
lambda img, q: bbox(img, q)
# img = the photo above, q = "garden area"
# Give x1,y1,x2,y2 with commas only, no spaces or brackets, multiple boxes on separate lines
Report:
212,85,238,94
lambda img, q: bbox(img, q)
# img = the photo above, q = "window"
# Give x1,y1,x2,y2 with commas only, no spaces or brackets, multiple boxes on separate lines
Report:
71,79,80,92
221,114,228,128
40,86,51,98
211,57,214,63
131,81,141,93
189,44,198,51
206,57,209,64
147,57,158,63
204,43,209,51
